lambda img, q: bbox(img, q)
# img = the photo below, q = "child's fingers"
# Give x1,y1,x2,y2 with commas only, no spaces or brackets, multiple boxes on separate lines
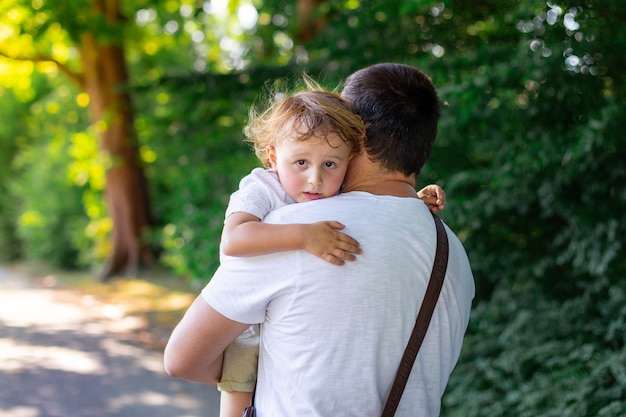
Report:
420,195,438,206
332,249,357,263
427,204,442,213
329,234,361,264
326,221,345,230
319,235,361,266
436,189,446,207
337,232,361,252
322,254,346,266
309,222,362,266
320,221,361,252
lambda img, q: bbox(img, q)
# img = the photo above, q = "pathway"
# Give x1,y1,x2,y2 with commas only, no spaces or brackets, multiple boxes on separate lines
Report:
0,267,220,417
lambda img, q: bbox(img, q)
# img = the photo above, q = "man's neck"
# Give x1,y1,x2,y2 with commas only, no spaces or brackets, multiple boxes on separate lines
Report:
342,151,418,197
343,169,418,198
345,180,417,197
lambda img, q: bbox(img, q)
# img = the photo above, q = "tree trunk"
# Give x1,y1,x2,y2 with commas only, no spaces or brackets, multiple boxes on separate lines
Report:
80,0,153,280
296,0,327,42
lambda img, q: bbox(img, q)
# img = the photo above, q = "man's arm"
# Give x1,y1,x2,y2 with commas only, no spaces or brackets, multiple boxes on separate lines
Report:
164,295,251,384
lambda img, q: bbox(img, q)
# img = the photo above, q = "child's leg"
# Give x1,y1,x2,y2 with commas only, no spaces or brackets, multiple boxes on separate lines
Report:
220,391,253,417
218,324,259,417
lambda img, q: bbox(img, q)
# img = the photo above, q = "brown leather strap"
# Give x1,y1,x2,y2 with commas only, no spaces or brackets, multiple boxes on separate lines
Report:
381,213,449,417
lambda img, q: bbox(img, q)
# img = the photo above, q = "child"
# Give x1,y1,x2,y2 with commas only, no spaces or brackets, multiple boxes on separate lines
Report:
217,82,446,417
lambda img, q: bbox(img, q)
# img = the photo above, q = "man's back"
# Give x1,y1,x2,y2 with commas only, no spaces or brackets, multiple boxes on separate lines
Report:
205,192,474,416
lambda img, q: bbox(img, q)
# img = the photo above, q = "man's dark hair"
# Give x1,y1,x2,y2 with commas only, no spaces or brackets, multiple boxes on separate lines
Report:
342,63,440,176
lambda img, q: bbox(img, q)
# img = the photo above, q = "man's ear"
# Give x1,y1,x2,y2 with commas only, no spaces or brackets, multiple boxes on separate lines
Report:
267,146,277,168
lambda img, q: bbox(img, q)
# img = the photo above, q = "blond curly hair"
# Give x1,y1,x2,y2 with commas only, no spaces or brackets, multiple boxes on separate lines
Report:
244,77,366,167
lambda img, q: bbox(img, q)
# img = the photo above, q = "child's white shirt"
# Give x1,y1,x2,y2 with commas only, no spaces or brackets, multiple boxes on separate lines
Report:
225,168,295,221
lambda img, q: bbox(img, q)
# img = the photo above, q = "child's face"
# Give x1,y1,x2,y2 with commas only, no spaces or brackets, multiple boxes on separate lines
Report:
268,132,352,203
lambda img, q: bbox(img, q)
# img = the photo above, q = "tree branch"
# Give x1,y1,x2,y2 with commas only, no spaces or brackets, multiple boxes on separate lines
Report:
0,50,84,89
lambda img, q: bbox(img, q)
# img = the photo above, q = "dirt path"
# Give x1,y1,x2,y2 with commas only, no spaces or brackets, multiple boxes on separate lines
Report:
0,266,220,417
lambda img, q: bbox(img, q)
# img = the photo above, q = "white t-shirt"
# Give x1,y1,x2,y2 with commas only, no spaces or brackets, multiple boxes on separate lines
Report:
203,191,475,417
225,167,294,220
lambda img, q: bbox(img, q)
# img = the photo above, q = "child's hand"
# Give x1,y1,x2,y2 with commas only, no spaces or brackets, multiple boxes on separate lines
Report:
303,221,361,266
417,184,446,213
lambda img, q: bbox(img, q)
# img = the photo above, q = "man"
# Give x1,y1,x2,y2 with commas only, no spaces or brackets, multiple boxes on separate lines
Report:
164,63,475,417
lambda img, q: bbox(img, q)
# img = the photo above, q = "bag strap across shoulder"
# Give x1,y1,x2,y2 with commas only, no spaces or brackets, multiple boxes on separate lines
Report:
380,213,449,417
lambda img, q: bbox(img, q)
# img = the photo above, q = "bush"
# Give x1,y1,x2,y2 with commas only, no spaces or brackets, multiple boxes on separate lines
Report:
7,78,93,270
442,279,626,417
0,91,25,261
10,137,88,269
134,74,260,283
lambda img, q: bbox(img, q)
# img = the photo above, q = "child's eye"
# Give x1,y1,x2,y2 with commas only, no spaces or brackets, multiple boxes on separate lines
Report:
295,160,307,167
324,161,337,168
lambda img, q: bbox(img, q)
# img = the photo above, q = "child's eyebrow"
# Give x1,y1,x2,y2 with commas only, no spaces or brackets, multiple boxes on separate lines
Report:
327,154,349,160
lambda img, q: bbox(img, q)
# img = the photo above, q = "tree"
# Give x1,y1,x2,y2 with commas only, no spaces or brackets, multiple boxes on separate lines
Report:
0,0,152,279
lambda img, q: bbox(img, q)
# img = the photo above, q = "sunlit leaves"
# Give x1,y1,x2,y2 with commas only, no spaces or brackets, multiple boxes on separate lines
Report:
68,131,104,189
84,216,112,260
139,145,157,163
126,0,264,76
0,59,35,101
18,210,45,227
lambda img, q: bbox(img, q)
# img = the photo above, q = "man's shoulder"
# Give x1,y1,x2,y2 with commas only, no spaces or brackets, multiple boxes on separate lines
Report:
264,192,423,224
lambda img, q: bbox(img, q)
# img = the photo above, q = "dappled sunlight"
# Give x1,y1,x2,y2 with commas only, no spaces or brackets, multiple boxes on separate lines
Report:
0,339,105,374
89,278,193,316
0,289,87,329
109,391,170,408
107,389,209,416
0,268,197,352
155,292,195,310
114,279,169,297
100,338,164,374
0,269,220,416
73,278,195,332
0,406,41,417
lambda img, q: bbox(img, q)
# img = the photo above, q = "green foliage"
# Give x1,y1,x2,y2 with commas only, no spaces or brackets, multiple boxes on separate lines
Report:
421,0,626,302
0,89,26,261
10,136,87,269
67,128,111,268
0,68,62,262
133,74,260,281
442,280,626,417
12,142,86,268
3,70,95,269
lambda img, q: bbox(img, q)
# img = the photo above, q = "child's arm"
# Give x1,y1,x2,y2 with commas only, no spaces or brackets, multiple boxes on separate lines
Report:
417,184,446,213
221,212,361,266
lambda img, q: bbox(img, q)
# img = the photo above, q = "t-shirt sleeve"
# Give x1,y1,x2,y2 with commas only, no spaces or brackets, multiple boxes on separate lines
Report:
225,168,289,221
201,252,297,324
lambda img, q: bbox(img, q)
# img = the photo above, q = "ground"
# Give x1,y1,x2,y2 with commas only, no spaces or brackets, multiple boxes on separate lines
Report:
13,263,201,351
0,263,220,417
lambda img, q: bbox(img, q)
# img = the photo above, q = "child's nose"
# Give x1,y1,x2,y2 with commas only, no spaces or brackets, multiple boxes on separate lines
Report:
308,169,322,186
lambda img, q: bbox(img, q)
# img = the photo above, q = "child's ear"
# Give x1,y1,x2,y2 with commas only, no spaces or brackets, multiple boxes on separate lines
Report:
267,146,277,168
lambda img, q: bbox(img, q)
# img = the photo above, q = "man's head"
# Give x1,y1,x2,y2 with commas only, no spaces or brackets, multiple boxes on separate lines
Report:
341,63,440,177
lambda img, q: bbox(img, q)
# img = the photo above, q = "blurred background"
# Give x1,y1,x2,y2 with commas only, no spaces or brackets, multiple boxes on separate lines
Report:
0,0,624,415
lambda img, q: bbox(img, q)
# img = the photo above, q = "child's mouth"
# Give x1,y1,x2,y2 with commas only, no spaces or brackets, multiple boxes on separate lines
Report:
303,192,322,200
